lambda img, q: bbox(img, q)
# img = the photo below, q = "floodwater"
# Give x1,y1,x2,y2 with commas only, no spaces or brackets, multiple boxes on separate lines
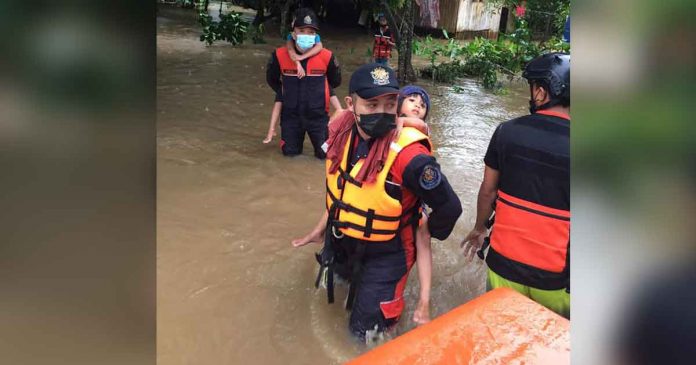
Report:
157,6,528,365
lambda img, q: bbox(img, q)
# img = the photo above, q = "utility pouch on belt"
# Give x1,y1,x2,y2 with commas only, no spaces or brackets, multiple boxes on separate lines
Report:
315,223,336,304
477,211,496,260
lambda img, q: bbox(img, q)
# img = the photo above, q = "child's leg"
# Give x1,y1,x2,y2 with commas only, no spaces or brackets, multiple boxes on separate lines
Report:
413,215,433,325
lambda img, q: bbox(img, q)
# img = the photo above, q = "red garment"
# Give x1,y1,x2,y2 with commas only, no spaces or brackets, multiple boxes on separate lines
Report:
325,110,397,184
536,109,570,120
515,5,526,18
385,141,431,317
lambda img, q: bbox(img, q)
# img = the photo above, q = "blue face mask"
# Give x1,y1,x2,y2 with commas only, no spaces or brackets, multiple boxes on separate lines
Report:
296,34,316,51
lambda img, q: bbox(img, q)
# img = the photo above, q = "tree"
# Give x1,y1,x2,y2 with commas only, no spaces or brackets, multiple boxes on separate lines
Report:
379,0,416,84
279,0,296,37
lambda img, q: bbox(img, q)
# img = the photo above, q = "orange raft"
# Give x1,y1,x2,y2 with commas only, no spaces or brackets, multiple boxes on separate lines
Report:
346,288,570,365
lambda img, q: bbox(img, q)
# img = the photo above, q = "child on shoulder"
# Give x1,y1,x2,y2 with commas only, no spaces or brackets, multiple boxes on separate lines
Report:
286,13,324,78
396,85,434,325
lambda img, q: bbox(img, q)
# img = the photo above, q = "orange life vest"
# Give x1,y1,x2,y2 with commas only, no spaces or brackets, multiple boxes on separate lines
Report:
373,31,392,59
325,127,431,242
489,190,570,273
275,47,332,113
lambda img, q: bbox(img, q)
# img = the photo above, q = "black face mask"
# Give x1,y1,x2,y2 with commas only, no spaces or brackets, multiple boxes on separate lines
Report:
356,112,396,138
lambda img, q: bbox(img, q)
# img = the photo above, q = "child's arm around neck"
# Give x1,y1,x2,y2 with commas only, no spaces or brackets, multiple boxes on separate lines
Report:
294,41,323,61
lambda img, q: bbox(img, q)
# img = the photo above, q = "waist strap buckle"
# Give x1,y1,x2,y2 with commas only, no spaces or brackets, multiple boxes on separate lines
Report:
332,225,345,239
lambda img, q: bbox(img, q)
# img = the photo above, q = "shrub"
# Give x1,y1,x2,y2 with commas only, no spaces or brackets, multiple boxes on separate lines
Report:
199,11,249,46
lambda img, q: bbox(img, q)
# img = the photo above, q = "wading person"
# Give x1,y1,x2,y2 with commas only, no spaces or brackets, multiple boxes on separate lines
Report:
266,8,341,158
461,53,570,318
292,64,461,341
372,14,395,66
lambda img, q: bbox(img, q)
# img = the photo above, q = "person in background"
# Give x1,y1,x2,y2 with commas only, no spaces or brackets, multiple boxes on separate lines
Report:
285,10,324,79
373,14,396,66
265,8,342,158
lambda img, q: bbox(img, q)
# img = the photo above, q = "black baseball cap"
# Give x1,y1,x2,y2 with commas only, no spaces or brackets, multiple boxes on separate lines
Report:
292,8,320,31
349,63,399,100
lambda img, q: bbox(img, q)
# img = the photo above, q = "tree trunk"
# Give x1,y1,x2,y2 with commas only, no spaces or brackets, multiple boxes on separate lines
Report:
379,0,401,46
397,0,416,84
280,0,294,38
253,0,266,26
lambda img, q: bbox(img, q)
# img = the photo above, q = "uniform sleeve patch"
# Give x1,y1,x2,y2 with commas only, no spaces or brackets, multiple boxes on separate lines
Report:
419,164,441,190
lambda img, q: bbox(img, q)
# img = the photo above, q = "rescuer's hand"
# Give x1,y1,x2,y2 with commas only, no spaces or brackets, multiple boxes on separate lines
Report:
291,228,323,248
461,227,487,260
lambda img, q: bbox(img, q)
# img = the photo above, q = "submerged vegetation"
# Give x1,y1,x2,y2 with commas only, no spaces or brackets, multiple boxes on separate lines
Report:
415,19,569,89
199,10,250,46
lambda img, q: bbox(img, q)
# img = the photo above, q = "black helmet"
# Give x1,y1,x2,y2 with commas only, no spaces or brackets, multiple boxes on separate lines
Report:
523,53,570,103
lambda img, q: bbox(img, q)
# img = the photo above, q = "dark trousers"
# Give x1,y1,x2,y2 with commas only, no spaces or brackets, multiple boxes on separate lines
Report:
332,237,409,342
280,112,328,159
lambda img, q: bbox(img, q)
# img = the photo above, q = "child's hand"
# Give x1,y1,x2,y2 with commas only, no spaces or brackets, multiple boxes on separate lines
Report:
397,116,429,136
329,108,344,123
413,299,431,325
262,128,276,144
394,116,405,140
296,62,306,79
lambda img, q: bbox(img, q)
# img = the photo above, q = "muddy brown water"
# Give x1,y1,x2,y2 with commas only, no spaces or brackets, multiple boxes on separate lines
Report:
157,6,528,365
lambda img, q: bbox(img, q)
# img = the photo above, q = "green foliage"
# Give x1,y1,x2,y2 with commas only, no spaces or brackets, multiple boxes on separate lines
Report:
487,0,569,40
248,24,266,44
412,33,459,71
386,0,408,10
199,12,216,45
217,11,249,45
177,0,196,9
485,0,521,7
419,60,467,84
525,0,570,39
543,36,570,53
198,11,249,46
414,18,569,89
